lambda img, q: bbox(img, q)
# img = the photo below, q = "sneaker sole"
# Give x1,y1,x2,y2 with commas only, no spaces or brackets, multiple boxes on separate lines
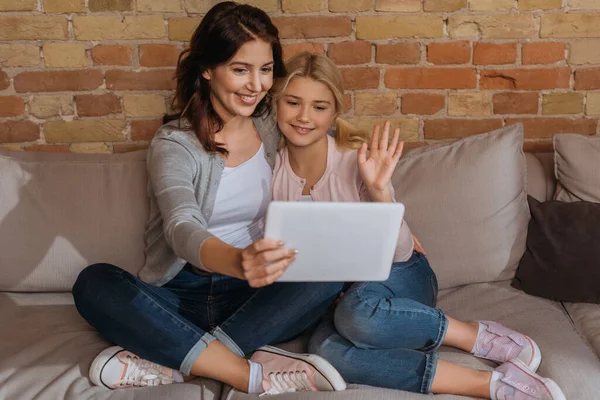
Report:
255,346,347,391
89,346,124,389
510,358,566,400
524,335,542,373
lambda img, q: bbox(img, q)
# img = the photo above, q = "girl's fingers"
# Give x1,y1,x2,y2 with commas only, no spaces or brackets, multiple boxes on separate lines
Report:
393,141,405,161
358,142,368,164
388,128,400,156
380,121,390,151
370,124,380,151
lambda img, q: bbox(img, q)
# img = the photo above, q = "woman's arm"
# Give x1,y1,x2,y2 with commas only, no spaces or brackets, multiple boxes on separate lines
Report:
149,137,295,286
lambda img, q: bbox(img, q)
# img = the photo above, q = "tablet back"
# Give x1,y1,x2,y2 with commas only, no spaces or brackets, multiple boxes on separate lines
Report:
264,202,405,282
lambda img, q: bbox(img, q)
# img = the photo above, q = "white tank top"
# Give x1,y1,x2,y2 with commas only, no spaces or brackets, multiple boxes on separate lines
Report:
208,144,272,248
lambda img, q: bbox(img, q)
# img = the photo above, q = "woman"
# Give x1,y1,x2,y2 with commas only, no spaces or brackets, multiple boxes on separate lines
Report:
271,52,566,400
72,3,345,395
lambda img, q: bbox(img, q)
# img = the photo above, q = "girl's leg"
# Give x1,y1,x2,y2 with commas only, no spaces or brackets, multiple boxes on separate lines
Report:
334,252,447,351
335,252,542,371
309,318,565,400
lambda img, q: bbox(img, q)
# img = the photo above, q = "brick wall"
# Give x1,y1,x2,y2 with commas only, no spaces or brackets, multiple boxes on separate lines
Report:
1,0,600,153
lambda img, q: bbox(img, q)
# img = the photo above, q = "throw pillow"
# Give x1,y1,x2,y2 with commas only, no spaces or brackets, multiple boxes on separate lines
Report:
512,196,600,303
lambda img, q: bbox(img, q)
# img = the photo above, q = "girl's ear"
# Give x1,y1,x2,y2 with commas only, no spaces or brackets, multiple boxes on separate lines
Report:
201,69,211,81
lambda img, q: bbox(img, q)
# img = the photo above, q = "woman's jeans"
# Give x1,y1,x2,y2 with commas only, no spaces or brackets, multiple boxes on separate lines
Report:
308,252,448,394
72,263,343,375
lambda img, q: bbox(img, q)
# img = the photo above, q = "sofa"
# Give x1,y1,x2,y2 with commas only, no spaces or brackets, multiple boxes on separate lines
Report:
1,123,599,400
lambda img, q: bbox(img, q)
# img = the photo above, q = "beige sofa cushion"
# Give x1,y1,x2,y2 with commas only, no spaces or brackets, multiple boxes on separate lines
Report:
0,149,149,292
227,281,600,400
554,134,600,202
392,124,529,289
0,292,222,400
564,302,600,358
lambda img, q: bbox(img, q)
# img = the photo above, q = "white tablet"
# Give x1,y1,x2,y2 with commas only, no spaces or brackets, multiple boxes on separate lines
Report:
264,201,405,282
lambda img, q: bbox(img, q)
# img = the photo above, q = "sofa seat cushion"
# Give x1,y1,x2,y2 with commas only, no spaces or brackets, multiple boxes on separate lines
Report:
437,281,600,399
226,281,600,400
0,292,221,400
564,302,600,358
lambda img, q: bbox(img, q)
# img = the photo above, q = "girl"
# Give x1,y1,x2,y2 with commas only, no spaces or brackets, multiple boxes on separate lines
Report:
72,4,346,396
271,52,565,400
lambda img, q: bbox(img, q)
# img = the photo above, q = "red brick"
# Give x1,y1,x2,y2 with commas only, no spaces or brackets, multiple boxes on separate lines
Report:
0,69,8,90
424,119,503,139
575,68,600,90
106,70,176,90
473,43,517,65
493,92,539,114
385,68,476,89
480,68,571,90
506,118,597,138
340,67,380,90
376,43,421,65
25,144,70,153
328,41,371,65
274,17,352,39
140,44,182,67
91,45,133,66
131,119,163,141
14,70,103,93
0,120,39,143
343,93,352,112
522,43,564,65
401,93,445,115
427,41,470,65
0,96,25,117
523,140,553,153
76,94,121,117
282,43,325,60
113,143,149,153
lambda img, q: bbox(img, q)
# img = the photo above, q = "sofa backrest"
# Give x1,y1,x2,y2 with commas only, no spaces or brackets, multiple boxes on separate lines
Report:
0,148,148,292
0,145,557,293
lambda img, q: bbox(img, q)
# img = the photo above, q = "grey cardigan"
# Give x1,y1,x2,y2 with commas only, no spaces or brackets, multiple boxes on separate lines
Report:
138,114,280,286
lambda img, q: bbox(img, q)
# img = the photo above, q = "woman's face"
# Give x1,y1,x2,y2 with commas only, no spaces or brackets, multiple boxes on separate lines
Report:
203,39,274,122
277,76,337,148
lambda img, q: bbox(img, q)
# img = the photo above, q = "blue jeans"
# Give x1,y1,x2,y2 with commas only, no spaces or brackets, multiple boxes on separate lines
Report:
72,263,343,375
308,252,448,394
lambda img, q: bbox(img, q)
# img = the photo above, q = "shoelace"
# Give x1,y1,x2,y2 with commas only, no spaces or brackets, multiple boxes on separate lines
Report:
263,370,312,394
120,354,174,387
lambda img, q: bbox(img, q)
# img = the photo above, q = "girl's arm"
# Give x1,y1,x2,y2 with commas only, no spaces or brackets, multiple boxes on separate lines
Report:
357,121,425,260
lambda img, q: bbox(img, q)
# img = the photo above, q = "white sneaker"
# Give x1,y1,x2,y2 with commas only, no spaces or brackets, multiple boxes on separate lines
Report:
89,346,182,389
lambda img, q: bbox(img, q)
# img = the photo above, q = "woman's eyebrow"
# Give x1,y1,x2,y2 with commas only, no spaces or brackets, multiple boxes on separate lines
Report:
229,61,274,67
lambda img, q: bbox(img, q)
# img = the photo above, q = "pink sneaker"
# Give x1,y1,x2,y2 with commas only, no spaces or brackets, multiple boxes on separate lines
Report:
89,346,183,389
491,359,566,400
250,346,346,395
474,321,541,372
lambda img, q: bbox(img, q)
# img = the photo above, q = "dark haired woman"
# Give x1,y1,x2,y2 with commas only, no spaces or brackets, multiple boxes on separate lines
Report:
72,2,345,395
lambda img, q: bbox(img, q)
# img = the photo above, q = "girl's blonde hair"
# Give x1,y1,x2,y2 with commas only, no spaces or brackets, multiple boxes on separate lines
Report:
273,52,368,150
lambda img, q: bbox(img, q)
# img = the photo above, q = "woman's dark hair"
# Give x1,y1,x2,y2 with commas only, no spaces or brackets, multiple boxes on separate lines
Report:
165,1,285,155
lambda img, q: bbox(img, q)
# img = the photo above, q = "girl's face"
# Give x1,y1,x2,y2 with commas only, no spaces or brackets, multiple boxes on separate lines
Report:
277,76,336,148
202,39,274,123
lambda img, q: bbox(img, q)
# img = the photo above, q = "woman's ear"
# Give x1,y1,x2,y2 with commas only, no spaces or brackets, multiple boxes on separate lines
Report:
201,69,211,81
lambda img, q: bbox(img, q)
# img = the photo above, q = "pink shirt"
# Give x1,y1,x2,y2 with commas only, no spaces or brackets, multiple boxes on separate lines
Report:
272,134,414,262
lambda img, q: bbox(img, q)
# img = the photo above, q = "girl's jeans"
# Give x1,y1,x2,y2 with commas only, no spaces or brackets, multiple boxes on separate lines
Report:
308,252,448,394
73,263,343,375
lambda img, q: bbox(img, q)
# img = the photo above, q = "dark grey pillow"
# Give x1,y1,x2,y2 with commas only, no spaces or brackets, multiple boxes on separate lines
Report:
512,196,600,303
